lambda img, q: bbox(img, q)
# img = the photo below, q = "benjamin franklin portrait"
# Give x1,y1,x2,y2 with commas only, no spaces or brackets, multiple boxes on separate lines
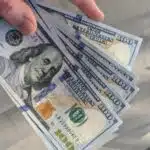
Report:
0,43,63,128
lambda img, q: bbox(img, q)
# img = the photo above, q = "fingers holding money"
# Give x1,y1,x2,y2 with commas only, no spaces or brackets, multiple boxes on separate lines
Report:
0,0,104,35
0,0,37,35
72,0,104,21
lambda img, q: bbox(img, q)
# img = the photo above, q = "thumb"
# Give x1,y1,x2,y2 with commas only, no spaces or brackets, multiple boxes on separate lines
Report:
0,0,37,35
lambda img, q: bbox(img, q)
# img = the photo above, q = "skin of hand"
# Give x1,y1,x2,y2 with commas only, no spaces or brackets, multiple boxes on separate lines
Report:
0,0,104,35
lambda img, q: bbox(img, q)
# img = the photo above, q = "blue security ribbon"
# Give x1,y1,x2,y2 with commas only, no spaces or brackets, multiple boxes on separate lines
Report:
19,105,30,112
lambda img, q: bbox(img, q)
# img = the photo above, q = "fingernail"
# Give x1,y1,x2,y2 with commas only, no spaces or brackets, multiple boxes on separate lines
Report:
17,15,37,35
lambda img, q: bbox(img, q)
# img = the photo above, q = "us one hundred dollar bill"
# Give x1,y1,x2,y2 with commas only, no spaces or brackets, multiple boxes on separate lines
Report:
3,80,119,150
57,32,129,113
56,30,139,103
32,5,139,103
0,6,122,150
35,0,143,69
58,30,139,102
29,1,130,114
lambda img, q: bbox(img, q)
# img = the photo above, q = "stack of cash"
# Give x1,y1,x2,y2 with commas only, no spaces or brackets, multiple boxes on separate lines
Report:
0,0,143,149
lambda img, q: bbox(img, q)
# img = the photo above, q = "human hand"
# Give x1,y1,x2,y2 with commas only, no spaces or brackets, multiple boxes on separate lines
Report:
0,0,104,35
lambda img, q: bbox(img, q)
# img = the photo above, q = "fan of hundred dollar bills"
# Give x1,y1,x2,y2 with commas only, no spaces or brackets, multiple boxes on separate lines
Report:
0,0,143,149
